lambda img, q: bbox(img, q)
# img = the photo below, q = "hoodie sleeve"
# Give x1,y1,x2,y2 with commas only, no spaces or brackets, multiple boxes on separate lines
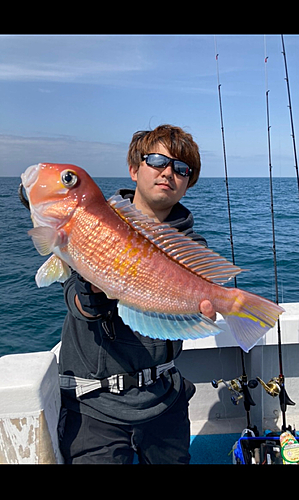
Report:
64,269,117,321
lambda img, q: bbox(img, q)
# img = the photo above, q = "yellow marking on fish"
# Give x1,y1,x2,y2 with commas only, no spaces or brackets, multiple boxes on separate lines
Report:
128,248,140,258
112,243,142,277
228,311,267,328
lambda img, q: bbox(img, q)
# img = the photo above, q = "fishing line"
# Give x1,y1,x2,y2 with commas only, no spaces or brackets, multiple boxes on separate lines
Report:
264,35,295,432
214,37,236,272
213,36,257,432
280,34,299,199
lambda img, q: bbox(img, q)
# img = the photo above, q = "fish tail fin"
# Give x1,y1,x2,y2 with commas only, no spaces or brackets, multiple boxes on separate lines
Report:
223,290,285,352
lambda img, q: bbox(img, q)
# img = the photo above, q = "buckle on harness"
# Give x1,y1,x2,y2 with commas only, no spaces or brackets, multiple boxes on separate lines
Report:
117,372,144,391
117,365,172,391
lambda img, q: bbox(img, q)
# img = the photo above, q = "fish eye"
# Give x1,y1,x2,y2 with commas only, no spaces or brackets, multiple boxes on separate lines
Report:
61,170,78,188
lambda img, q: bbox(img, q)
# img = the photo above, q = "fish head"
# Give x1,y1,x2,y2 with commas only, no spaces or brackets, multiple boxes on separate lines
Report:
21,163,103,228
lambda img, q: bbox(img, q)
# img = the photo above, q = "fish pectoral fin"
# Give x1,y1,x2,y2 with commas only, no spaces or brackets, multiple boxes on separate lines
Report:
28,226,68,256
35,254,71,287
117,303,223,341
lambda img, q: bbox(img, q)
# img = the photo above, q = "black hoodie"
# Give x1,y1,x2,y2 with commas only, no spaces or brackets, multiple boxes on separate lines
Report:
59,189,207,425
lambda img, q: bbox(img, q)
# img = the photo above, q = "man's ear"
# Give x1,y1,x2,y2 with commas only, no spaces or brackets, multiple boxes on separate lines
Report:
129,164,139,182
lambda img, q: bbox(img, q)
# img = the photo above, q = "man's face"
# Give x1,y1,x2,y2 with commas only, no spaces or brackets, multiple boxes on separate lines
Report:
129,142,189,218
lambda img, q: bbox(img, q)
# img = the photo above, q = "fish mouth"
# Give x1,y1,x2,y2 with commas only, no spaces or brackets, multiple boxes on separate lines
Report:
19,164,41,210
21,164,41,190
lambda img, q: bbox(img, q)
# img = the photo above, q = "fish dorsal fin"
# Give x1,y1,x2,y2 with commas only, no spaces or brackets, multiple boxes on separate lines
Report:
108,195,243,284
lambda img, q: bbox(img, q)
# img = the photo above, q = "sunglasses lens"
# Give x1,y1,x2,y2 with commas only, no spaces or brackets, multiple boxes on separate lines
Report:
173,161,191,177
144,154,192,177
146,154,168,167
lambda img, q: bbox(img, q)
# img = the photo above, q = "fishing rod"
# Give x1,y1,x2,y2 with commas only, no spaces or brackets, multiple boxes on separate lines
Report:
211,37,258,433
258,36,295,433
281,34,299,199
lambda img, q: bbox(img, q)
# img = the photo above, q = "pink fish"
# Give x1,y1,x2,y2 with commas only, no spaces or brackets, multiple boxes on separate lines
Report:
20,163,284,352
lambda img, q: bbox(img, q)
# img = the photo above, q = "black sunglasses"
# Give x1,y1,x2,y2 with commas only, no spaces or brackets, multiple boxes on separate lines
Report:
142,153,192,178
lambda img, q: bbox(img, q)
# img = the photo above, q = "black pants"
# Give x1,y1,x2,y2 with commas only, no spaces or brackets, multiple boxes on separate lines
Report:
59,383,193,464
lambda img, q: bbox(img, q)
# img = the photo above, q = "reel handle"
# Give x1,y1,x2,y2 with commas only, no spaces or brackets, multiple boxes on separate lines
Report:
231,394,243,405
211,379,223,389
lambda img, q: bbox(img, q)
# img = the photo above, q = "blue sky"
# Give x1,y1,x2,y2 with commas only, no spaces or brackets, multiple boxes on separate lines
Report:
0,34,298,178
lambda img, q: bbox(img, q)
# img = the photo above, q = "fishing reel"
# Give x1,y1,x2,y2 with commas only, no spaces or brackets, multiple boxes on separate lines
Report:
256,375,295,410
256,376,281,397
211,376,258,406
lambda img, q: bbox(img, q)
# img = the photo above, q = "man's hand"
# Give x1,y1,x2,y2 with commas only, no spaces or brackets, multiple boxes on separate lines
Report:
199,300,216,321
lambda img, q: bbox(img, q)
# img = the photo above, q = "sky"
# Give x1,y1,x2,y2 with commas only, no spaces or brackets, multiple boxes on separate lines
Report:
0,34,298,178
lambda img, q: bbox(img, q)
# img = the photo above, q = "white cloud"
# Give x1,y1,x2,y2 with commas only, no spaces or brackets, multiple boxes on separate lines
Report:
0,60,145,83
0,134,129,177
0,35,150,84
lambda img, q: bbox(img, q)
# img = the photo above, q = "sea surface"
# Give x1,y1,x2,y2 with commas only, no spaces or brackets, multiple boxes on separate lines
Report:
1,176,299,357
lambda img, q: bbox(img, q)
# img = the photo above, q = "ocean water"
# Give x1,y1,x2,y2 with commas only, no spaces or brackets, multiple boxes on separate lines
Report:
1,176,299,357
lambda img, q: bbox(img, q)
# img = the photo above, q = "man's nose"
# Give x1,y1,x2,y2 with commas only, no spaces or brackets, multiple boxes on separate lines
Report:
161,164,173,178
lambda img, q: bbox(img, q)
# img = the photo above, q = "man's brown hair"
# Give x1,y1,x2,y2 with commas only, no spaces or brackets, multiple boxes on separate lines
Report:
127,124,201,188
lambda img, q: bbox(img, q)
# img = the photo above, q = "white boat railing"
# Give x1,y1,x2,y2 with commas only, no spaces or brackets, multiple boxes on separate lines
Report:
0,302,298,463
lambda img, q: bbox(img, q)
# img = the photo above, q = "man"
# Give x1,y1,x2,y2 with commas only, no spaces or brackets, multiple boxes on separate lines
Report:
58,124,215,464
